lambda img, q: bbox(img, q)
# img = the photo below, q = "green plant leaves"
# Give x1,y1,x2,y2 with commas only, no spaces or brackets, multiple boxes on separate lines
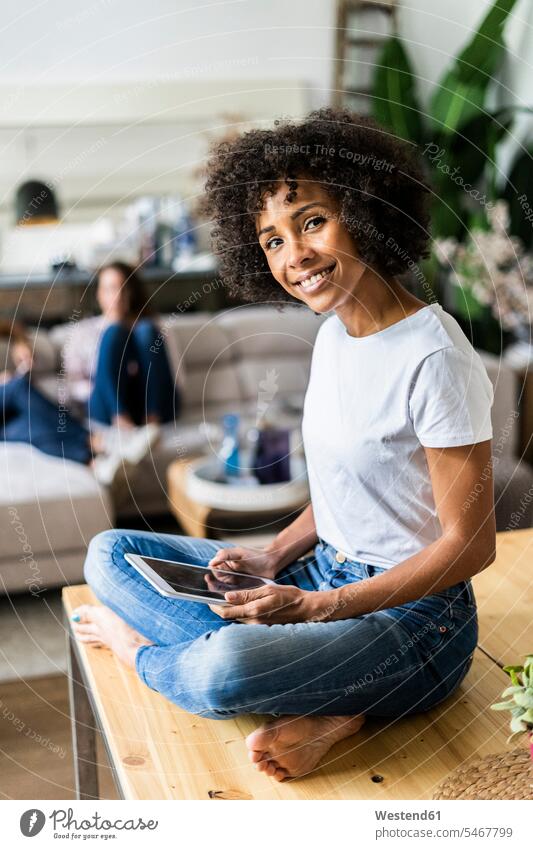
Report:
429,0,519,137
491,657,533,741
501,685,526,698
510,715,528,733
372,36,424,144
515,690,533,709
503,665,524,686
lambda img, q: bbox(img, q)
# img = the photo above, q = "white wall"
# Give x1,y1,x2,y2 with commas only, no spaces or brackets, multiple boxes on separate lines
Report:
0,0,335,99
0,0,337,224
0,0,531,226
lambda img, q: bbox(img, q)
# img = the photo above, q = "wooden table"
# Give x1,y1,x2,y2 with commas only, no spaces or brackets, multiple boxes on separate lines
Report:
63,584,511,800
62,527,533,800
166,456,307,540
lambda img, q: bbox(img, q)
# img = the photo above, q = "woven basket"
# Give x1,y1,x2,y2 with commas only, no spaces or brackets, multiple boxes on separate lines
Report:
433,747,533,800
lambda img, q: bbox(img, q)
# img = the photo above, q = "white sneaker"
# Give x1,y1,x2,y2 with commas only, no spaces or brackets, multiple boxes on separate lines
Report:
92,424,160,500
116,423,161,463
92,452,131,486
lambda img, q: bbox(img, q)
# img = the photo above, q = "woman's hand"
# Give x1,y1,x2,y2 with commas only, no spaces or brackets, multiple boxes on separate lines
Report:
208,583,338,625
208,545,282,581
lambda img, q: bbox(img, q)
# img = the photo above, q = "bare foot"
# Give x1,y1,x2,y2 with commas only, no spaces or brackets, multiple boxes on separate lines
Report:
71,604,153,669
246,714,365,781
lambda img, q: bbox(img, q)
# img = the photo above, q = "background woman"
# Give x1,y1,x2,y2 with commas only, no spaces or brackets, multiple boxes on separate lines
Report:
73,109,496,782
63,261,179,429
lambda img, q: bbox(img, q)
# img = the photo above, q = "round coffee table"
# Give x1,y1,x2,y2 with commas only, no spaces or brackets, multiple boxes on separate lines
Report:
167,454,309,538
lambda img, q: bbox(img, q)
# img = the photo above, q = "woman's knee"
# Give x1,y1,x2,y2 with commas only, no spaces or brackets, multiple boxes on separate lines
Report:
97,322,129,361
101,321,128,342
83,528,126,596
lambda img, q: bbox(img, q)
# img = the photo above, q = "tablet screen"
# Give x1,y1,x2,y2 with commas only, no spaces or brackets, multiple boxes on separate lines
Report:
139,558,268,601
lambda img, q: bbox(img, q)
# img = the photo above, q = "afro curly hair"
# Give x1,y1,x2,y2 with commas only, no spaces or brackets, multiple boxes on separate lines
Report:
203,108,431,305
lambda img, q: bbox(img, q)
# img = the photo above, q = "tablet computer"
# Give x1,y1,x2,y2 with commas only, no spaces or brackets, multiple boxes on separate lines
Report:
124,553,274,606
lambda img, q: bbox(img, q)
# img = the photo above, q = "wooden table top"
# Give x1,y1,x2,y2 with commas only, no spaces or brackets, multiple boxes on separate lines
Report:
473,528,533,667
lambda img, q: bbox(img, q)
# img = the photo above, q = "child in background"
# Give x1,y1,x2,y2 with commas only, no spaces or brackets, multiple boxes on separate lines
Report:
0,320,157,496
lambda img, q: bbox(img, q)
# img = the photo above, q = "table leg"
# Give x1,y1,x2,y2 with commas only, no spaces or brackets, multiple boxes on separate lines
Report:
66,623,99,800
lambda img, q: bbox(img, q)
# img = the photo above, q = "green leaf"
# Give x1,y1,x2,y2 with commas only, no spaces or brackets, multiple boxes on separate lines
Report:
520,708,533,723
510,715,527,733
501,685,525,698
430,81,487,138
429,0,519,136
429,179,465,239
372,36,424,143
449,110,513,186
491,700,515,711
454,0,519,81
515,691,533,709
503,665,524,686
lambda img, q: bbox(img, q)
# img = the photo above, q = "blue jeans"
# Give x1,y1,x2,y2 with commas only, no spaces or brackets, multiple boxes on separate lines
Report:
88,320,179,426
83,529,478,720
1,373,91,464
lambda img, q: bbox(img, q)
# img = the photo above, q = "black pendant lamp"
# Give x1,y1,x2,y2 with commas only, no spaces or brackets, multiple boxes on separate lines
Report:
15,180,59,225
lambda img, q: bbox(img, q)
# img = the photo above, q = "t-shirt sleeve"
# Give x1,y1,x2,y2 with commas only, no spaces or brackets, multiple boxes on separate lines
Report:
409,346,494,448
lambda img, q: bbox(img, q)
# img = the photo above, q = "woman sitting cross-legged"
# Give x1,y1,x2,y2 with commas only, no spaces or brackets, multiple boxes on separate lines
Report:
72,109,496,782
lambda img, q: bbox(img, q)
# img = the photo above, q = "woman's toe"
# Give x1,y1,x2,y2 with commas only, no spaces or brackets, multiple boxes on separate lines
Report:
72,604,93,623
73,623,99,637
76,634,102,644
273,767,289,782
248,749,266,764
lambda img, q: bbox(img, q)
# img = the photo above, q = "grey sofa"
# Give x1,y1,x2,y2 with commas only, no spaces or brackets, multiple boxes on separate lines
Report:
0,304,531,595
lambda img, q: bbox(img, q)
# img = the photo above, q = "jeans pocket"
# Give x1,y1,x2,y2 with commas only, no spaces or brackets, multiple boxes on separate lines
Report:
449,580,477,623
381,601,454,656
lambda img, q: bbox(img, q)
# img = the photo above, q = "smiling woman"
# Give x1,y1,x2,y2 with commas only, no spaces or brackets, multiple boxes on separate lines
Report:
77,107,496,784
202,107,431,306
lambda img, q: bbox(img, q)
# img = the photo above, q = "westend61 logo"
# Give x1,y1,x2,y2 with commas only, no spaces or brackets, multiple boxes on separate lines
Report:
19,808,159,839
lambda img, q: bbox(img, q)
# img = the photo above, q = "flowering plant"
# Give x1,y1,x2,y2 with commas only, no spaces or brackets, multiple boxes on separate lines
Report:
434,201,533,333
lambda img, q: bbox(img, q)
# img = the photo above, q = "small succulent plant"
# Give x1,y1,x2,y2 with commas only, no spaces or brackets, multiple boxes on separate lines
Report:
491,655,533,744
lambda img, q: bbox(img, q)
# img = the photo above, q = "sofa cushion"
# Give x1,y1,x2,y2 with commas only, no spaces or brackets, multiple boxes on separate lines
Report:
165,312,234,368
0,443,111,562
218,305,323,357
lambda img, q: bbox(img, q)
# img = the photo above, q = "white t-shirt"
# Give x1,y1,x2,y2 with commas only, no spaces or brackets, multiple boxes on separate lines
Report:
302,303,494,569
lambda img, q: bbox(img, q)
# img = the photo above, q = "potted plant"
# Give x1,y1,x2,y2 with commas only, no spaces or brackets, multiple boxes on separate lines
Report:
371,0,532,240
490,654,533,760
